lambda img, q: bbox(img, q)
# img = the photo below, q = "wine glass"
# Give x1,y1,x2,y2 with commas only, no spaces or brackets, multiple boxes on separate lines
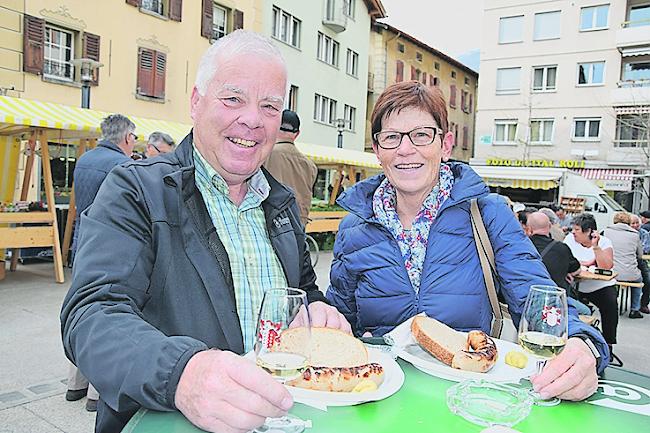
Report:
518,285,568,407
254,288,311,433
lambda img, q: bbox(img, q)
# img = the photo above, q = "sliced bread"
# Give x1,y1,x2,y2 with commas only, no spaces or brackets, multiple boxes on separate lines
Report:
276,327,368,367
411,316,467,366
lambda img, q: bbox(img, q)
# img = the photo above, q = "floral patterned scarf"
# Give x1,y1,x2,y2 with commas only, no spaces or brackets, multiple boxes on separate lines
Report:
372,164,454,293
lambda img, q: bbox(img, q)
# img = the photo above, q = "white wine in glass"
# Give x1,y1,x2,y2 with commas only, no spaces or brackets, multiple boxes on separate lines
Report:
253,288,311,433
518,285,568,407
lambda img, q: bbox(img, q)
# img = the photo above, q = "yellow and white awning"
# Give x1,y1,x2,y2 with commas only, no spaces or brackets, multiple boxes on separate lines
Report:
0,95,191,142
470,165,563,190
482,178,558,190
296,142,381,169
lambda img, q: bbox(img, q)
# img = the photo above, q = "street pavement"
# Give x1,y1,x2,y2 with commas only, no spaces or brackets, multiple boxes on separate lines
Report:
1,254,648,433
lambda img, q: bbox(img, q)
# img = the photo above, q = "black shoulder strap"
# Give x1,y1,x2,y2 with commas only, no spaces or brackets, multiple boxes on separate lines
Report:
540,239,558,259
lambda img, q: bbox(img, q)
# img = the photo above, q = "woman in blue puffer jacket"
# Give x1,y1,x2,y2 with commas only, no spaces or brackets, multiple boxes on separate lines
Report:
326,81,608,402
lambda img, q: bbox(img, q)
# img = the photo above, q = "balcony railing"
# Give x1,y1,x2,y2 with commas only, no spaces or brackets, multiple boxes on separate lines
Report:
621,18,650,29
323,2,347,33
618,79,650,88
613,139,649,148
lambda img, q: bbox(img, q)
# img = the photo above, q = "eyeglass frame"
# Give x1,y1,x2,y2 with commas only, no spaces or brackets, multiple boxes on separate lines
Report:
126,132,138,142
148,141,162,153
373,126,443,150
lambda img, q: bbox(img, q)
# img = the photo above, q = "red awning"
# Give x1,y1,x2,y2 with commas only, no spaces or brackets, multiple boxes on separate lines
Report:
573,168,634,180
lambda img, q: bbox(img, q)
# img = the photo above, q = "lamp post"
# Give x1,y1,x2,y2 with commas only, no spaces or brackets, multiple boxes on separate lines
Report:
71,58,103,109
335,118,348,149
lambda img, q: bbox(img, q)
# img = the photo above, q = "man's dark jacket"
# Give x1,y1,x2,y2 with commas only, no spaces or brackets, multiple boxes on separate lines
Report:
72,139,131,253
60,133,326,433
530,234,581,292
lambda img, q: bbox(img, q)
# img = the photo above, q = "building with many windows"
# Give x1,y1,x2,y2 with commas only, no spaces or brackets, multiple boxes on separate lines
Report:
474,0,650,211
366,23,478,162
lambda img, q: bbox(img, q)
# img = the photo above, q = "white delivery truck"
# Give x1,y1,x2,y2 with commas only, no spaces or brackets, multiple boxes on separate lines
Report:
470,166,625,229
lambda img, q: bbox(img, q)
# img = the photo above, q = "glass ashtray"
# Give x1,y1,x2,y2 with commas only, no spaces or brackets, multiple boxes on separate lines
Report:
446,380,533,427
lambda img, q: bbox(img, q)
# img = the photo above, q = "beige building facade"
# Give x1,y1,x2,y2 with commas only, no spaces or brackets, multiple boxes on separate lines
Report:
366,23,478,162
474,0,650,210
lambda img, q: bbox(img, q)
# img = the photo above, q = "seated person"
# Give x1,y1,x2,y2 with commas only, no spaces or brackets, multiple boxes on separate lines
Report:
327,80,609,402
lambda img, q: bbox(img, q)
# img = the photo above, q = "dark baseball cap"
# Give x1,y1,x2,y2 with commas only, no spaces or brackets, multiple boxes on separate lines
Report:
641,210,650,218
279,109,300,133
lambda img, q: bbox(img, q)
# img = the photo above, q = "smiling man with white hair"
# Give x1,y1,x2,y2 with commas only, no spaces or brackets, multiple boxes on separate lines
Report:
61,30,351,433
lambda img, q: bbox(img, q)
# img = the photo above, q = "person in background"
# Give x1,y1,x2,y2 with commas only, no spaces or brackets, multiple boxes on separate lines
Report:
631,214,650,314
61,31,350,433
527,212,588,315
539,207,566,241
604,212,644,319
328,80,608,403
564,213,619,351
554,205,573,233
145,131,176,158
66,113,136,412
264,109,317,227
640,210,650,232
517,206,537,235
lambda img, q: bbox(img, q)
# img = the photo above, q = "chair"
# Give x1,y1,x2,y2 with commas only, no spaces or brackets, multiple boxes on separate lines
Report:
616,281,644,315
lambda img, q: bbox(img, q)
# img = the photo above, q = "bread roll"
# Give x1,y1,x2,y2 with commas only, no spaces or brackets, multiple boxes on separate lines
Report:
412,316,498,373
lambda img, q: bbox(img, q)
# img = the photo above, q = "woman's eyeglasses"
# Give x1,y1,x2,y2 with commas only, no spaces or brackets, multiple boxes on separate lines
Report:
373,126,441,149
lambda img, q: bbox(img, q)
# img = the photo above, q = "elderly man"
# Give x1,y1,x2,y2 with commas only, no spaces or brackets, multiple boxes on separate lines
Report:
61,30,350,433
145,131,175,158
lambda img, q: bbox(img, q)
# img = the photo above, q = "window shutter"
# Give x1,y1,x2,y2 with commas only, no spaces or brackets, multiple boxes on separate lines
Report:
410,65,416,80
23,15,44,75
169,0,182,22
201,0,213,38
421,72,427,84
429,75,434,86
461,91,466,112
449,84,457,108
82,32,101,85
463,126,469,149
125,0,140,6
469,94,473,113
233,9,244,30
153,51,166,99
396,60,403,82
137,48,155,97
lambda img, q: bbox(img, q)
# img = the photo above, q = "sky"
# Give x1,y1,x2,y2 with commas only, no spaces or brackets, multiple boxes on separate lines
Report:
378,0,483,71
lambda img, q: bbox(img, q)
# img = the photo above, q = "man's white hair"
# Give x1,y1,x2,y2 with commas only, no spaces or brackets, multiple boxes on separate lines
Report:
194,30,286,95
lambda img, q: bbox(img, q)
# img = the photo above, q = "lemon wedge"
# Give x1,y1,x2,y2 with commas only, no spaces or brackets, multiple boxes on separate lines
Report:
505,350,528,369
352,380,378,393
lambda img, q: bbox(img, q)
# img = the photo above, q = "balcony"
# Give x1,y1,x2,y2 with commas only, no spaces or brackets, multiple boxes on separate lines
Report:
617,25,650,50
323,1,347,33
612,81,650,105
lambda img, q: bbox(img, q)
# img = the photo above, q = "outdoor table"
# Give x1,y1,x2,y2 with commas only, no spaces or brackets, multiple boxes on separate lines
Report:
121,360,650,433
577,270,617,281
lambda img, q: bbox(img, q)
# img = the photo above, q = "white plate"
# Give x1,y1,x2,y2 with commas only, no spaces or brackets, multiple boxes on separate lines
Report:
388,316,536,383
286,349,404,406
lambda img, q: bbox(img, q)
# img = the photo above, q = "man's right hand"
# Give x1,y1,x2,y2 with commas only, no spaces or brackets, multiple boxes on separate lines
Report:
175,350,293,433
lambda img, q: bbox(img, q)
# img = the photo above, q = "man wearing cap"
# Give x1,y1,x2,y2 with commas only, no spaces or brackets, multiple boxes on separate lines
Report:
641,210,650,232
265,109,318,226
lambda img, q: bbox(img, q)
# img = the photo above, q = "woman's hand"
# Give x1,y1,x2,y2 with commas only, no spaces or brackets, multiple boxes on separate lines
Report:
530,337,599,401
289,301,352,334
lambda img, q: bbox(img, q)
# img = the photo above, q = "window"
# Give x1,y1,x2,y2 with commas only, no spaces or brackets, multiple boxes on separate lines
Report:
142,0,164,16
499,15,524,43
580,4,609,31
313,93,337,124
343,0,355,19
434,61,440,71
461,90,470,113
626,4,650,28
317,32,339,67
494,120,518,144
44,25,74,81
577,61,605,85
396,60,404,82
464,77,470,86
346,49,359,77
530,119,554,144
462,126,469,150
451,70,456,79
397,42,405,53
412,67,421,81
615,113,649,147
449,84,457,108
532,65,557,91
287,85,298,111
430,75,439,86
344,104,356,131
622,58,650,84
534,11,561,40
496,67,521,94
416,52,423,62
272,6,301,48
212,5,228,40
573,118,601,141
137,47,166,99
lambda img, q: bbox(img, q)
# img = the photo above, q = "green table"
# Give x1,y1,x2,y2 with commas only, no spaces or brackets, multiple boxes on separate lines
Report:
123,361,650,433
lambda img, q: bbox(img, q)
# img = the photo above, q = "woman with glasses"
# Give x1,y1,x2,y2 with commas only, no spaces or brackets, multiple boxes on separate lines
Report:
326,81,607,402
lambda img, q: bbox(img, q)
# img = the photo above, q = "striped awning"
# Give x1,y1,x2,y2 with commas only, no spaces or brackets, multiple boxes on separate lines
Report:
573,168,634,180
0,95,191,142
296,142,381,169
483,178,558,190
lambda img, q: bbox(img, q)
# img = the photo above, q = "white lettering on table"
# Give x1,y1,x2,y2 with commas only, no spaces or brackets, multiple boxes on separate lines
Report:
587,380,650,416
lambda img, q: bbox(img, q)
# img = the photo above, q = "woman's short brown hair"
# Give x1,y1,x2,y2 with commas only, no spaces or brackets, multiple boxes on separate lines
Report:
613,211,631,225
370,80,449,145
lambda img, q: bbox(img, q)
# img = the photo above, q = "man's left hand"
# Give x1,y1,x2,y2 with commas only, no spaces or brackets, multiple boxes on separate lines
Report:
290,301,352,334
530,337,598,401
